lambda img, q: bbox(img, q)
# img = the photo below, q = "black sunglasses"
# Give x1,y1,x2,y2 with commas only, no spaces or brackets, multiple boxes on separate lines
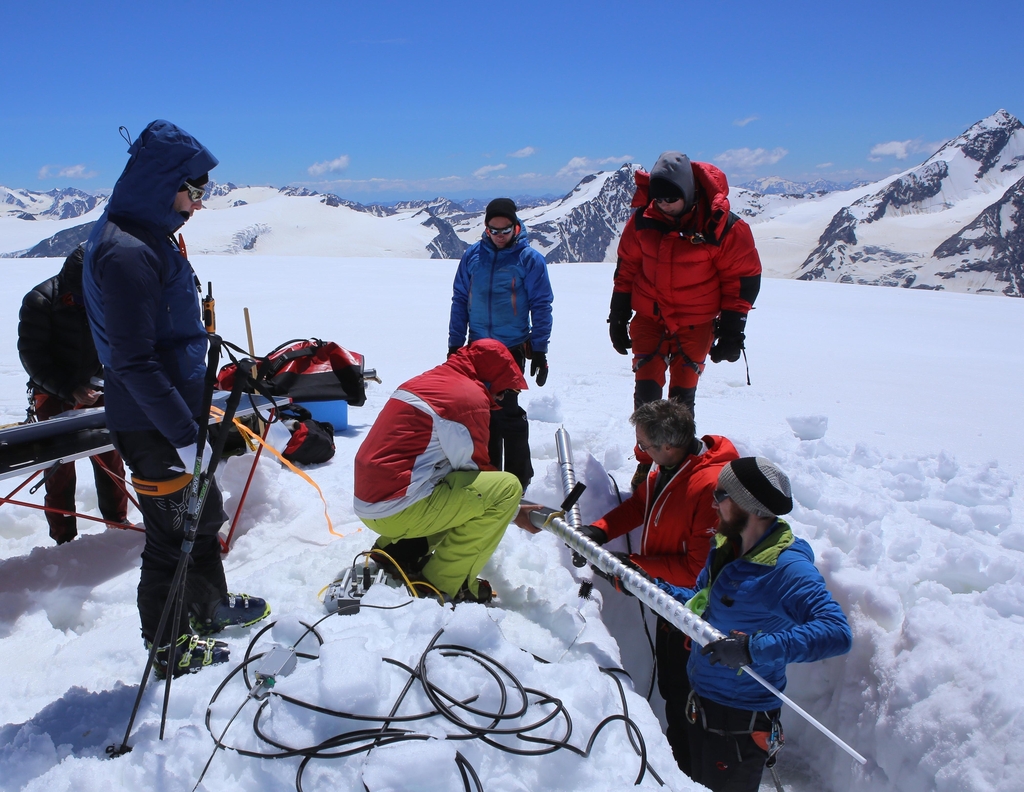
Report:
712,488,731,504
486,225,515,236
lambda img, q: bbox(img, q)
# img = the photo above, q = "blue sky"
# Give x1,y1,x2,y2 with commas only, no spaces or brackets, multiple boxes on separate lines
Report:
2,0,1021,201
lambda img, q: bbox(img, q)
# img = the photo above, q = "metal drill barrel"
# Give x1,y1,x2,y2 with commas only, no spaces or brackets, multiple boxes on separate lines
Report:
555,427,584,531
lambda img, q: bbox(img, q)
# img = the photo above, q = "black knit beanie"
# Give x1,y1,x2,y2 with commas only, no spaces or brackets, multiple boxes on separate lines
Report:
485,197,518,225
717,457,793,517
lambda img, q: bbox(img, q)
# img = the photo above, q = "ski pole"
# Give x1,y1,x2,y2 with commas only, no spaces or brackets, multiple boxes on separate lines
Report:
526,506,867,766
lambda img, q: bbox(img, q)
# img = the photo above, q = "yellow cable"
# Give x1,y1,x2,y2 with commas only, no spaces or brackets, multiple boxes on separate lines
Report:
362,548,419,597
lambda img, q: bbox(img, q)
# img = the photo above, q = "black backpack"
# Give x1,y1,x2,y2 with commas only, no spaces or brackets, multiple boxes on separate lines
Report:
280,405,336,465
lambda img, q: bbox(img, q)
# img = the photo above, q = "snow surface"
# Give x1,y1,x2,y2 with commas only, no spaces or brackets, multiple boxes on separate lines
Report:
1,257,1023,792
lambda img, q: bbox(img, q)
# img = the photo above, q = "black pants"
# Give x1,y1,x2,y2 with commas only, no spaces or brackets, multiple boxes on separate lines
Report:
112,429,228,646
655,618,693,776
487,345,533,489
685,693,779,792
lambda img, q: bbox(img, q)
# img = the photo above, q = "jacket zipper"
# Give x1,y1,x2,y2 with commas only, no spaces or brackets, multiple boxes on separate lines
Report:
640,458,693,554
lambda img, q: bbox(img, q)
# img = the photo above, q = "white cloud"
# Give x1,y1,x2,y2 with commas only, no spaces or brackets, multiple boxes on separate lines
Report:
556,155,631,179
734,115,759,127
307,155,351,176
38,164,97,179
816,162,834,169
869,140,914,161
868,138,947,162
473,163,507,178
508,147,535,158
714,147,788,170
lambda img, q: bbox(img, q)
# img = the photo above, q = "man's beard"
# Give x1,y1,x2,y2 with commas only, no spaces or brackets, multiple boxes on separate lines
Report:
716,510,749,541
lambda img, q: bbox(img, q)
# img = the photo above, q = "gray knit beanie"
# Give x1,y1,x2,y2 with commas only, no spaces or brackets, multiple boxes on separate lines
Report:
718,457,793,517
649,151,696,212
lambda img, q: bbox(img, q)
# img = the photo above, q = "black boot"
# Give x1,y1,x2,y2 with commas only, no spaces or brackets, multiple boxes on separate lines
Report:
370,537,431,577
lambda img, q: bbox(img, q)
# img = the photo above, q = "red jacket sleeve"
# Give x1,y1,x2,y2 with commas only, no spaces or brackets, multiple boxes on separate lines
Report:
593,488,647,540
714,218,762,315
613,214,642,294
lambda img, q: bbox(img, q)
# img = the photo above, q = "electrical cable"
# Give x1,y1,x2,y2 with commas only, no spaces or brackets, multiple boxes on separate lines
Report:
198,607,666,792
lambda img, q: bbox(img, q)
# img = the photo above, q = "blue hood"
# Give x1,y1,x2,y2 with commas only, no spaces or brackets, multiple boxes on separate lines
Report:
106,119,218,235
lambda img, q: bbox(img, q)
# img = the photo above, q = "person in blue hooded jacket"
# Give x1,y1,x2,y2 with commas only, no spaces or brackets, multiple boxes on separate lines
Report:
657,457,852,792
447,198,553,490
83,120,268,678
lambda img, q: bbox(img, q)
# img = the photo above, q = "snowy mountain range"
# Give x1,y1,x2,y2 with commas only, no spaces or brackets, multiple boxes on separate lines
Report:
0,186,105,221
738,176,858,195
796,109,1024,295
2,110,1021,296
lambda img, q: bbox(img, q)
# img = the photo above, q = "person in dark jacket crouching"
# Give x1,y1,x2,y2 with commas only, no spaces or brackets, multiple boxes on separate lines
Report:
83,120,268,678
657,458,852,792
17,245,129,544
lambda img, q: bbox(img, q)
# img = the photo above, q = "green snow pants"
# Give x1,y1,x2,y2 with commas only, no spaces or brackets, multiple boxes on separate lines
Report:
362,470,522,597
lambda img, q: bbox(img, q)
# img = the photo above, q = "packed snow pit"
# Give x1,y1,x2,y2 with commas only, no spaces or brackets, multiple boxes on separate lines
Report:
0,258,1022,791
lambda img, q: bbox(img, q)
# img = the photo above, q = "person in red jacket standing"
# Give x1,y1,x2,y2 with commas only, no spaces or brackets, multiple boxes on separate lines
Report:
608,152,760,487
577,399,738,774
354,339,533,603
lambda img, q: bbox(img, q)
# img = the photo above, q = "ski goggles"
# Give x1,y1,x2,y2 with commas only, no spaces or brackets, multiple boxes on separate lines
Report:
180,182,205,202
486,225,515,236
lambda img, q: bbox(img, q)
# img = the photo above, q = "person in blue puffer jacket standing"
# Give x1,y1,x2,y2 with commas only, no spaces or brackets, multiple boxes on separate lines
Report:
83,120,268,679
658,457,852,792
448,198,553,490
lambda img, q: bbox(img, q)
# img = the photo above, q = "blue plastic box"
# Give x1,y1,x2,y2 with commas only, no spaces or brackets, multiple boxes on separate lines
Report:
294,400,347,432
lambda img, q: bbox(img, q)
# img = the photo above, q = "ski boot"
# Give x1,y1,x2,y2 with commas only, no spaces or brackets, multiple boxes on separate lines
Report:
191,593,270,636
368,537,431,580
451,578,494,605
150,633,229,679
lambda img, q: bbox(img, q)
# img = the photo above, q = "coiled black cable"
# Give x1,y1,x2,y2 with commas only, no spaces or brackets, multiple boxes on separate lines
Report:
201,604,666,792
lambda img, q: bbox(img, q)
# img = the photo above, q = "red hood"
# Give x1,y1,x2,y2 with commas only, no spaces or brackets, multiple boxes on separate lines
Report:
446,339,528,405
632,162,732,238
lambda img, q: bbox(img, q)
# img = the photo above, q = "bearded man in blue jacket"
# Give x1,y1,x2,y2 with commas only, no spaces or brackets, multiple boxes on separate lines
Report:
83,120,268,679
658,457,852,792
448,198,553,491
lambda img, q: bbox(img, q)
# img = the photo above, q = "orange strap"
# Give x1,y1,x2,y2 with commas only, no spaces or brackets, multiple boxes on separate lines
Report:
131,472,193,497
225,409,347,538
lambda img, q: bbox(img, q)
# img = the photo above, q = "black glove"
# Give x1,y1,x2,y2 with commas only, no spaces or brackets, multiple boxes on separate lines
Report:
709,311,746,363
592,552,651,596
447,346,461,359
701,630,752,669
608,291,633,355
530,352,548,387
577,524,608,545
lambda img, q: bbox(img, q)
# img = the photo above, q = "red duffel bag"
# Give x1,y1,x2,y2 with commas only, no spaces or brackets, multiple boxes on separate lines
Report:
217,338,368,406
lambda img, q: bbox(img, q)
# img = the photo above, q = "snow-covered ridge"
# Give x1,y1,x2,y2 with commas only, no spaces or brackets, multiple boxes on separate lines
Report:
795,109,1024,294
0,186,105,221
2,110,1022,295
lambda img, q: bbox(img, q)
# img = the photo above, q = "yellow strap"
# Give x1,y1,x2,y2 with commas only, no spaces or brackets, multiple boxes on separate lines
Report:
131,472,194,497
229,410,347,538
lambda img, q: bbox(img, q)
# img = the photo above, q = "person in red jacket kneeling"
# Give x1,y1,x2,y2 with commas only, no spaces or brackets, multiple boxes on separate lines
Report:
353,340,536,604
577,399,738,774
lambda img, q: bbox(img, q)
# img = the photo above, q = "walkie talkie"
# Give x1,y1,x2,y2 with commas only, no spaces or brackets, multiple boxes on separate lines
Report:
202,281,216,333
